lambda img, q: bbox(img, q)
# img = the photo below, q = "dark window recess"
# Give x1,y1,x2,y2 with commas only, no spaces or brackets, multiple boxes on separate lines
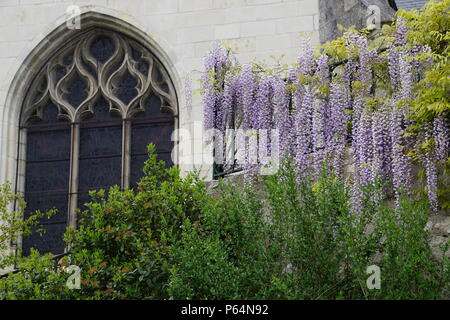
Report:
213,117,243,180
77,97,122,208
66,72,88,108
90,35,116,63
22,103,71,256
130,94,174,187
115,70,138,105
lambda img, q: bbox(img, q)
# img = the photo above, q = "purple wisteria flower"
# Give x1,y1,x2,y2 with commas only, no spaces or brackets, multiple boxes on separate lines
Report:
433,114,449,162
200,36,442,211
240,64,256,129
424,124,438,212
328,81,349,176
272,77,292,158
201,43,232,131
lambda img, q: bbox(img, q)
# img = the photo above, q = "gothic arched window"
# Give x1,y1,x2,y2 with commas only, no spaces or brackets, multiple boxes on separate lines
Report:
19,29,177,255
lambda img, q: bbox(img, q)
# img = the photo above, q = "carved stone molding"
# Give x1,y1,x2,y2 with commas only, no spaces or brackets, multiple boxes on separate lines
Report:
21,28,177,125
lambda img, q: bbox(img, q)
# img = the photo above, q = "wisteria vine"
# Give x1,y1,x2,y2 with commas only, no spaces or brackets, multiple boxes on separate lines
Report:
201,19,449,212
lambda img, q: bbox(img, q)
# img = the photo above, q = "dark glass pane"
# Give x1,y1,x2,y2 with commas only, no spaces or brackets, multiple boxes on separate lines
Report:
130,155,146,187
80,106,122,166
34,103,68,125
78,157,122,191
115,70,138,105
79,97,123,194
66,74,88,107
62,52,74,65
129,89,174,187
22,223,67,256
135,94,170,118
154,68,170,94
90,35,116,63
25,161,70,193
24,103,71,256
26,128,71,161
24,193,68,224
77,192,92,212
81,96,121,123
80,125,122,157
131,122,174,154
131,47,149,76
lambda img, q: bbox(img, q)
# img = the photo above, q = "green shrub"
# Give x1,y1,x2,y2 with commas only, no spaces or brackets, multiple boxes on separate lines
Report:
167,163,449,299
0,249,70,300
60,144,213,299
0,147,448,300
0,182,55,269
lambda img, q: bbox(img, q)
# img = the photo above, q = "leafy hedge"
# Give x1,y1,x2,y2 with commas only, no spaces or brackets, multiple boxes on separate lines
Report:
0,147,448,299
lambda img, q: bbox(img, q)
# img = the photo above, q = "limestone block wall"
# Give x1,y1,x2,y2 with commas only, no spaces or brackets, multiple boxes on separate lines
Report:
0,0,321,187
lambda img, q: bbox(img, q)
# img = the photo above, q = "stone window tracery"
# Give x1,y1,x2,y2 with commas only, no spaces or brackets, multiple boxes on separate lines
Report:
19,28,177,255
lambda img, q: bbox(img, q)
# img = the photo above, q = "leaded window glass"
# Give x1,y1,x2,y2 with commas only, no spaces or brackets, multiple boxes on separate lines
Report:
19,29,177,255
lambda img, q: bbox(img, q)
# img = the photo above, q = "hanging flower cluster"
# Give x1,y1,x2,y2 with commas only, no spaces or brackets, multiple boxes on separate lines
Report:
201,18,448,212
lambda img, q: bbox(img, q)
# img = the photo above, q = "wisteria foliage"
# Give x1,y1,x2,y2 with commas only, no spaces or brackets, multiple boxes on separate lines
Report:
201,20,448,212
